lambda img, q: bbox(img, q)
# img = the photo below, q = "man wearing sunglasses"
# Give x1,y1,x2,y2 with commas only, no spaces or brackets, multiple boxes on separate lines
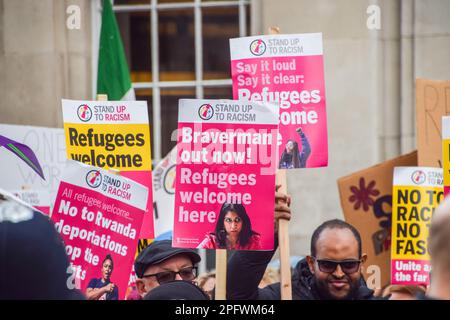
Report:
303,219,370,300
134,240,201,297
227,188,374,300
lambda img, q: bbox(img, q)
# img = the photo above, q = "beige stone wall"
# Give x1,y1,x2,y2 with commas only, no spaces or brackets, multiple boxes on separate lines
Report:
0,0,92,128
254,0,450,256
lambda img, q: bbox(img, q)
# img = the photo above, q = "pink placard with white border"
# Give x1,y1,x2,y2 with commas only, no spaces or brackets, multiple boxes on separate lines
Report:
173,99,279,251
51,160,148,300
230,33,328,169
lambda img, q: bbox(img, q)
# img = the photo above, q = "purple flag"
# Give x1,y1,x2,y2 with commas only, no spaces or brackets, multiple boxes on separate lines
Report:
0,135,45,180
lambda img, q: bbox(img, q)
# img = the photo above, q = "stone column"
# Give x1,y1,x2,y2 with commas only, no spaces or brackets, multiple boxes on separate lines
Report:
0,0,92,128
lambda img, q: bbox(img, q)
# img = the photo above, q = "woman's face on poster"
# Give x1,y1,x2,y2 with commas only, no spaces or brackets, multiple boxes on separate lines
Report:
102,259,113,280
285,141,294,153
224,211,243,235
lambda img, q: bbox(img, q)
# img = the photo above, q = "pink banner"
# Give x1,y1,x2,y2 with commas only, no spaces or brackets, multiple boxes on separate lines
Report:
391,259,431,285
51,161,148,300
230,33,328,169
173,99,279,251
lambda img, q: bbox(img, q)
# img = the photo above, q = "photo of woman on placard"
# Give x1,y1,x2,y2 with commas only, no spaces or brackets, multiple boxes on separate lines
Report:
85,254,119,300
279,127,311,169
197,203,261,250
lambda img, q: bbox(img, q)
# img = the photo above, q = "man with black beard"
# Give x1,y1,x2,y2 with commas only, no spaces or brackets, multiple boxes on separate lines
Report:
302,220,371,299
226,189,374,300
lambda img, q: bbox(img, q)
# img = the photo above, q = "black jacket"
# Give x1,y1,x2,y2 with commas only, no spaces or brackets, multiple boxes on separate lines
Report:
227,249,374,300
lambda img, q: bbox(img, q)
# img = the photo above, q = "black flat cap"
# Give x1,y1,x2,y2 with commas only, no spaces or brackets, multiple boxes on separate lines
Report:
134,240,201,278
143,280,209,300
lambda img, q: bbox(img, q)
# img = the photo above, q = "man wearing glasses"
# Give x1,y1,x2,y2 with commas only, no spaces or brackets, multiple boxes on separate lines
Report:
134,240,201,297
227,189,374,300
302,219,371,299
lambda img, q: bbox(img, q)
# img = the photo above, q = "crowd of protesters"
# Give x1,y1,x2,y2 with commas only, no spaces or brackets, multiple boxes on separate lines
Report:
1,185,449,300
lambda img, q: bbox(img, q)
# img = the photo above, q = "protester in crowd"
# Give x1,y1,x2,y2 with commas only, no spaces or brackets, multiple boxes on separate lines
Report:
134,240,201,297
382,284,426,300
279,127,311,169
0,190,84,299
258,267,280,289
197,203,261,250
227,186,374,300
424,196,450,300
197,272,216,299
143,280,210,300
86,254,119,300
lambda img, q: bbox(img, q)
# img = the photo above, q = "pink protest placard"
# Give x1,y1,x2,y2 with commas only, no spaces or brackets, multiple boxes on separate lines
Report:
230,33,328,169
173,99,279,251
51,160,148,300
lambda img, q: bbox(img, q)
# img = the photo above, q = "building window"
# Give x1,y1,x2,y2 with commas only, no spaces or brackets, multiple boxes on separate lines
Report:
108,0,251,161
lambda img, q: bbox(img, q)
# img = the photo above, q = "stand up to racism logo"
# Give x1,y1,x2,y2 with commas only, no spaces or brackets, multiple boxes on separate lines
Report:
77,104,93,122
411,170,426,185
198,104,214,120
86,169,102,188
249,39,266,56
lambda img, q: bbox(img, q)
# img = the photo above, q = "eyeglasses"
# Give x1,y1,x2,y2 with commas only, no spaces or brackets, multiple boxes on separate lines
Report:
312,257,362,274
224,217,241,223
142,266,198,284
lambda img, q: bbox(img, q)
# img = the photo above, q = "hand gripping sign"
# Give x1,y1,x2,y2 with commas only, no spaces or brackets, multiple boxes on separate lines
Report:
230,33,328,169
173,99,279,251
61,99,154,238
391,167,443,286
51,160,148,300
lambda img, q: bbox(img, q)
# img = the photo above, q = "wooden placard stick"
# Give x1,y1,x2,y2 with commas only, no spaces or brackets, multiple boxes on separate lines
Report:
215,249,227,300
97,94,108,101
269,26,293,300
268,26,280,35
275,169,292,300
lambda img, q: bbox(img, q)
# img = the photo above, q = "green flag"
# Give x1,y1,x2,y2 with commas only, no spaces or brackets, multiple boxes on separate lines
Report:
97,0,134,100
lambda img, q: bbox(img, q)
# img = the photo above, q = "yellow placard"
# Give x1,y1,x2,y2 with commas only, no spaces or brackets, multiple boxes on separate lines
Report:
443,138,450,188
391,185,441,260
64,123,151,171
